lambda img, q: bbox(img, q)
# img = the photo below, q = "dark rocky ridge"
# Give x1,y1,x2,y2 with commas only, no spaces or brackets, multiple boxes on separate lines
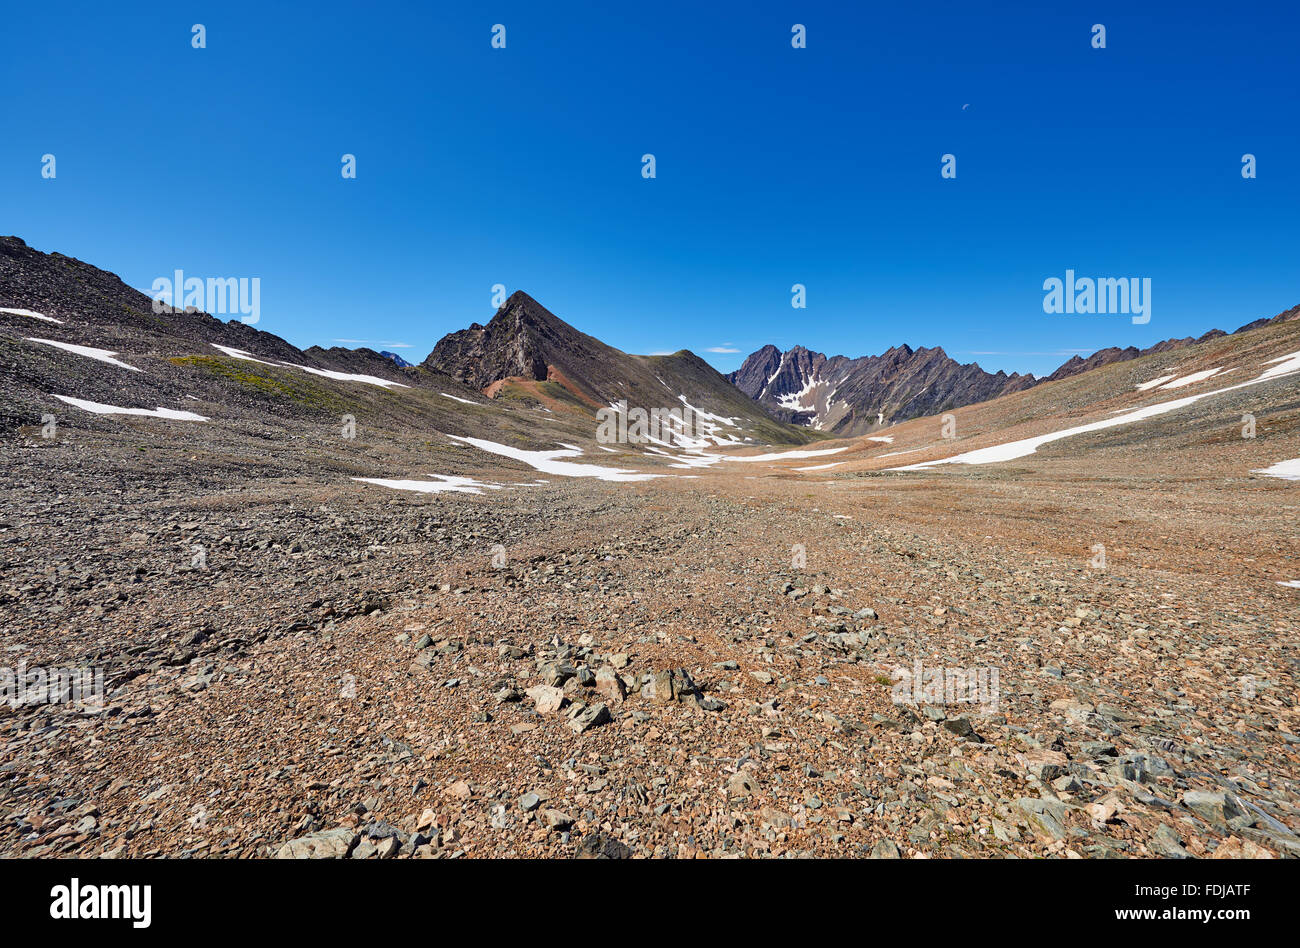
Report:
727,343,1035,436
423,290,816,444
731,302,1300,436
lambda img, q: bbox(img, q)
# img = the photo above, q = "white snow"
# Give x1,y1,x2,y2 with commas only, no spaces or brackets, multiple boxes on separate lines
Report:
1257,349,1300,381
867,435,895,444
51,394,208,421
724,446,848,463
212,344,278,365
210,343,408,388
1277,581,1300,589
761,352,788,396
644,447,725,470
795,461,845,471
27,338,141,372
448,436,663,482
892,353,1300,472
601,396,745,449
776,375,817,413
294,364,408,387
1253,458,1300,481
352,475,503,495
1160,367,1225,389
1135,373,1177,391
1,307,62,324
676,395,745,446
644,444,847,470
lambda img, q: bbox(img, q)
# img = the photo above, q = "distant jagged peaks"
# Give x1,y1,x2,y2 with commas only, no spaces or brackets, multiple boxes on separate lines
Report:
726,342,1035,435
726,300,1300,435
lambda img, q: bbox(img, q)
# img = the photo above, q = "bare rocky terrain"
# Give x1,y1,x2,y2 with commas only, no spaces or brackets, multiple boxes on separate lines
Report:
1,238,1298,859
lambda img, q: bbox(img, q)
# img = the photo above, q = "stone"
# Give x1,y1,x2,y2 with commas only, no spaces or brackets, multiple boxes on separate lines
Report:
1210,836,1275,859
525,684,567,714
539,662,576,687
274,827,358,859
868,839,900,858
1182,790,1252,832
943,716,980,740
595,667,626,704
568,702,611,734
1014,797,1068,841
1024,749,1069,782
642,668,697,704
541,809,575,831
578,833,633,859
1150,823,1190,858
1110,752,1175,784
726,771,757,800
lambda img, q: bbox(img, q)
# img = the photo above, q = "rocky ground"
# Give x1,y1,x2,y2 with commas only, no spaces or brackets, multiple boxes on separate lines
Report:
2,427,1297,859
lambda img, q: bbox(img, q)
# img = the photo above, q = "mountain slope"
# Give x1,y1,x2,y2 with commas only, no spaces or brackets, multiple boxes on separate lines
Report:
425,290,819,446
0,237,818,481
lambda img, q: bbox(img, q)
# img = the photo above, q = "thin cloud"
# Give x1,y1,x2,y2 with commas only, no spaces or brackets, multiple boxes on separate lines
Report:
706,345,741,353
966,349,1093,356
333,339,413,348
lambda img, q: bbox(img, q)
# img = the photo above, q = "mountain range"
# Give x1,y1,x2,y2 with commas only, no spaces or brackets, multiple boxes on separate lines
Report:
726,306,1300,436
3,233,1297,456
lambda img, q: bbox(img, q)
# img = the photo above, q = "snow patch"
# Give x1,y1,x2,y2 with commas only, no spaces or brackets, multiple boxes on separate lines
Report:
1,307,62,324
725,446,848,463
1160,367,1225,389
210,344,408,388
448,436,662,482
1257,349,1300,381
352,475,504,495
1253,458,1300,481
440,393,479,405
52,394,208,421
212,344,277,365
27,338,141,372
1135,373,1177,391
892,355,1300,471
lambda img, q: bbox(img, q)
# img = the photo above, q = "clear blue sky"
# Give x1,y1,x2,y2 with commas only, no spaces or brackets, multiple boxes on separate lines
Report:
3,1,1297,378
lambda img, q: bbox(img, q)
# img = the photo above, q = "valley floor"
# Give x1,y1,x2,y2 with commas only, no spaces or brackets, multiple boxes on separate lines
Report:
1,438,1297,859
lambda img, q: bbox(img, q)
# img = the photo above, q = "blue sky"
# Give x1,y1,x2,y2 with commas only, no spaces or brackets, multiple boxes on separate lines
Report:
3,1,1297,378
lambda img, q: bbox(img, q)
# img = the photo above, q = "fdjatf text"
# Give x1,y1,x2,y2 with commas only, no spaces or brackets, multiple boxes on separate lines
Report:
1043,270,1151,325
